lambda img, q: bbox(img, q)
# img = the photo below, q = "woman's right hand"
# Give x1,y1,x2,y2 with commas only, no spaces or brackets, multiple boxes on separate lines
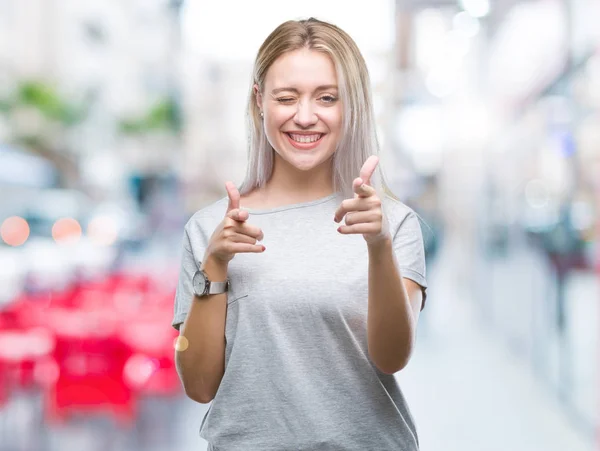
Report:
204,181,265,266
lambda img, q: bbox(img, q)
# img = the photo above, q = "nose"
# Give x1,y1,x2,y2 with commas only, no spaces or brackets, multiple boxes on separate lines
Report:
293,101,318,128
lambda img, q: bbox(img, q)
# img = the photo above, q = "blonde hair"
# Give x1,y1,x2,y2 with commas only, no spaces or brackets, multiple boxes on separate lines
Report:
239,17,399,201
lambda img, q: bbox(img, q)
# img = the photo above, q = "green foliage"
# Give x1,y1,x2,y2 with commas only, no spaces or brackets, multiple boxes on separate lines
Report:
17,134,43,149
0,80,86,125
0,80,181,139
118,97,181,135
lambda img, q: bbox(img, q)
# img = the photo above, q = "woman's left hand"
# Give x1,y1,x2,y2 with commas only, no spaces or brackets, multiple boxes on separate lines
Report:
334,155,391,246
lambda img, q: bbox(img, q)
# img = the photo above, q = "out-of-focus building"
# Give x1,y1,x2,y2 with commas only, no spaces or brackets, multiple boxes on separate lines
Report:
392,0,600,437
0,0,184,194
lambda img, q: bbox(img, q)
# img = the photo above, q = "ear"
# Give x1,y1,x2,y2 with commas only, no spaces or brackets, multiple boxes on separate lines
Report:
253,84,263,110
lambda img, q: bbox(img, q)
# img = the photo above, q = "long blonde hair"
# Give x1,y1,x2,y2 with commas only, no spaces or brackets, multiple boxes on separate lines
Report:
239,17,398,201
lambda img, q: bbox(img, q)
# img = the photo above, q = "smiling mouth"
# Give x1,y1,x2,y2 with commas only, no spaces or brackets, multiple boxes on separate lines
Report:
285,133,324,144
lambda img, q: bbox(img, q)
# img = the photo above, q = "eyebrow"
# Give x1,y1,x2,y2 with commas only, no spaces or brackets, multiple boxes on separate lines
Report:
271,85,338,95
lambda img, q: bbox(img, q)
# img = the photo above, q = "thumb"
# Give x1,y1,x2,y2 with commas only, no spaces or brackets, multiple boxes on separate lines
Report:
225,181,240,213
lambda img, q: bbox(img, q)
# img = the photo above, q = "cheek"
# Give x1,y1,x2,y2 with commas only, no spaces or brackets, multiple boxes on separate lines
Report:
266,109,291,132
263,113,289,149
323,108,343,133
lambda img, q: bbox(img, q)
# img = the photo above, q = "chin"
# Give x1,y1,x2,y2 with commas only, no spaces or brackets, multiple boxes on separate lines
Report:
292,162,321,172
285,152,333,172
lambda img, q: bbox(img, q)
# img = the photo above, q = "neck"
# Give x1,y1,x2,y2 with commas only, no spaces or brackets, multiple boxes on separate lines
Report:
263,154,335,201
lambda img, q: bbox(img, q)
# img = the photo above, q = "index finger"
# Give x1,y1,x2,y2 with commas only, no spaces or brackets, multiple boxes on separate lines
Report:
359,156,379,186
225,181,240,213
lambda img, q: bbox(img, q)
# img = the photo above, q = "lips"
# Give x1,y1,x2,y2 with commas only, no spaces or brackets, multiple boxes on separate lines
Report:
286,133,324,143
284,132,325,150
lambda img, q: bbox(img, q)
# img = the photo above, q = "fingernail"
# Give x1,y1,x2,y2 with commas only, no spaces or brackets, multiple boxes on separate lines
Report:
261,245,266,251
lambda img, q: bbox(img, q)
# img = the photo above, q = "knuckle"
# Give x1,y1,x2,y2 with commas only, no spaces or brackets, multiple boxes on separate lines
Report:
242,235,255,244
241,227,254,238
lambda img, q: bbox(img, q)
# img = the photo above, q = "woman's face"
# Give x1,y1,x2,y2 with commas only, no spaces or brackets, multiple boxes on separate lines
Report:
256,48,343,173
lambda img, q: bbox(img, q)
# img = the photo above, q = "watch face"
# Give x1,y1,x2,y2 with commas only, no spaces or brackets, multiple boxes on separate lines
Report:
193,270,207,296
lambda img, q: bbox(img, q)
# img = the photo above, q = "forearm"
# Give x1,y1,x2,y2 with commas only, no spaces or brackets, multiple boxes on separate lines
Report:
175,258,228,403
366,237,416,374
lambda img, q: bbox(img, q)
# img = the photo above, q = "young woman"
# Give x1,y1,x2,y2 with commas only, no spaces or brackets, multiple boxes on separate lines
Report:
173,17,428,451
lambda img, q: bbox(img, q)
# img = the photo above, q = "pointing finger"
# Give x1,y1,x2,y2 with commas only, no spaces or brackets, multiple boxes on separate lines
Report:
359,156,379,186
225,182,240,213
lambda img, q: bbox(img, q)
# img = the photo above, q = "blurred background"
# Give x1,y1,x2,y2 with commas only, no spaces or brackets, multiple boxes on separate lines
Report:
0,0,598,450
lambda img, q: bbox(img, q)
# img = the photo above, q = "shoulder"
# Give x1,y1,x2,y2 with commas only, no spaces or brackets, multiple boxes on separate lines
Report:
183,196,229,243
382,194,417,228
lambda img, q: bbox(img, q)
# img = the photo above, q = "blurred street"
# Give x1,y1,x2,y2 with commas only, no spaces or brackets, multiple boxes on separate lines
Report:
2,231,596,451
401,239,596,451
1,0,599,450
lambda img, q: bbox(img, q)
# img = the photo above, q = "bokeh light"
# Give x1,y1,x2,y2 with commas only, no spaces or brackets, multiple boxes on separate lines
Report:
87,215,119,246
124,354,158,388
460,0,490,18
52,217,82,243
174,335,189,352
0,216,30,246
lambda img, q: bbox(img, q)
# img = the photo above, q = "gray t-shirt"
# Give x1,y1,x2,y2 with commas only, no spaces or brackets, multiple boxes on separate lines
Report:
173,192,428,451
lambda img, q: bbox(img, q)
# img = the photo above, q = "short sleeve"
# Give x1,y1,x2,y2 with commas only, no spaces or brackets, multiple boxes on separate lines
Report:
172,226,202,331
392,211,428,310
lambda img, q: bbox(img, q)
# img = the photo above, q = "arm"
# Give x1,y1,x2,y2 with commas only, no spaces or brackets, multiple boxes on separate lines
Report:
175,257,228,403
174,182,264,403
174,183,265,403
366,237,423,374
332,157,427,374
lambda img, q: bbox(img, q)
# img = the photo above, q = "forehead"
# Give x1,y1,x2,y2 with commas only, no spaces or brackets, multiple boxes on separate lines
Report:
265,48,337,90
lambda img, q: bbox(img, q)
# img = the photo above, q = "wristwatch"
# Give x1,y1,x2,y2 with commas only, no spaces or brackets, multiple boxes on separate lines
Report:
192,269,229,297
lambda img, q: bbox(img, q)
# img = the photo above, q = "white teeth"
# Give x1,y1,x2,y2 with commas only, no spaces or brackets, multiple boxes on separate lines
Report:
288,133,322,143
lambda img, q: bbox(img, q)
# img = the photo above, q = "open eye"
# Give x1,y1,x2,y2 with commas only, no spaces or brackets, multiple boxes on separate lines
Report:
320,95,338,104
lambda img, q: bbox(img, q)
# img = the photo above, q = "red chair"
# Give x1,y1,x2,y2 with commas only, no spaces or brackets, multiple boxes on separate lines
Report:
0,327,56,391
43,308,136,426
0,360,8,409
120,311,180,397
